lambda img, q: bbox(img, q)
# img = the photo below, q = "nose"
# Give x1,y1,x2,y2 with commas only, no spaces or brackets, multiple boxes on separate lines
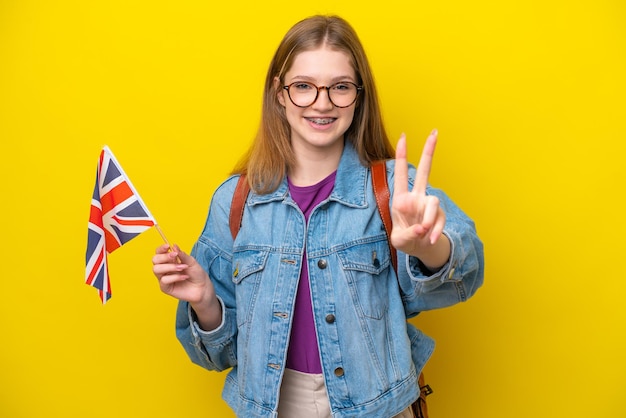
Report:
312,86,334,110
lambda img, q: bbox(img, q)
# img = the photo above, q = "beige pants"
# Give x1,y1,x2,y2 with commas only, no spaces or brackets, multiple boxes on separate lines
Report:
277,368,414,418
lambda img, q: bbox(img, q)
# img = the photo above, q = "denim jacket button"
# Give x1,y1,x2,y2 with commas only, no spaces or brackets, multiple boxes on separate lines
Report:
317,259,328,269
334,367,344,377
373,258,380,268
325,314,336,323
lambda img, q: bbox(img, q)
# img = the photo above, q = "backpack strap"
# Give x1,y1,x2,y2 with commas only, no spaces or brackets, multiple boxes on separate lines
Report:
229,174,250,240
371,160,397,272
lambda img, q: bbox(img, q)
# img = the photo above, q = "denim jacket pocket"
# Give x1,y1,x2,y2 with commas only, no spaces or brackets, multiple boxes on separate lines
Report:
336,237,391,319
232,247,270,327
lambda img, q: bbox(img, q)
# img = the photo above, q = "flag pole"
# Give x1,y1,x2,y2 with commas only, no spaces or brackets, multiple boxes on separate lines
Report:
154,224,182,263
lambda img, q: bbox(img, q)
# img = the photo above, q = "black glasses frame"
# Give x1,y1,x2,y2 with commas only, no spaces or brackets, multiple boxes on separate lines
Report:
282,82,363,108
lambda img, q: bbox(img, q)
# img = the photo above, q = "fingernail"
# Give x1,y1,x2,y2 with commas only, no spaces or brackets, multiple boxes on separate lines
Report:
431,129,438,136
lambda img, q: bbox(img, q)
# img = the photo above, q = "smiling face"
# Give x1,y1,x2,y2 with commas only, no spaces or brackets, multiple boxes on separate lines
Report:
277,46,357,157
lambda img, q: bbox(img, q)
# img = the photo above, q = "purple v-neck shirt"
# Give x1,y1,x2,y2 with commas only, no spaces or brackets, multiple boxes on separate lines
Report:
286,171,337,374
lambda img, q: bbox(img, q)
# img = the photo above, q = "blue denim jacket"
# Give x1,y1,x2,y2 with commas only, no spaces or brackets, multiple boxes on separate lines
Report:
176,141,484,417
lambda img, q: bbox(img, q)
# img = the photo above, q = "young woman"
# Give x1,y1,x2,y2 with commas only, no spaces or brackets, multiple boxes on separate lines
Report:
152,15,484,418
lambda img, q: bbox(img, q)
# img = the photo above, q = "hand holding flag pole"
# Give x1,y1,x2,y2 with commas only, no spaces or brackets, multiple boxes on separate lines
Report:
86,146,176,303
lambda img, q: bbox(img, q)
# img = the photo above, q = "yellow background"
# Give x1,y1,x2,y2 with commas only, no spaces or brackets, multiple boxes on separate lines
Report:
1,0,625,417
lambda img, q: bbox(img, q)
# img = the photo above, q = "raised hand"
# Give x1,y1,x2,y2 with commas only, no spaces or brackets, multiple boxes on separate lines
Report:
152,244,222,330
391,130,450,269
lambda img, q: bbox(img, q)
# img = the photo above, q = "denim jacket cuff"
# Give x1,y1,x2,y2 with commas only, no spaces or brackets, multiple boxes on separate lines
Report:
189,296,233,346
407,231,459,282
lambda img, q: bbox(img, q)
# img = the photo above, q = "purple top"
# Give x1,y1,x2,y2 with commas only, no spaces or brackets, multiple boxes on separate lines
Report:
286,171,337,374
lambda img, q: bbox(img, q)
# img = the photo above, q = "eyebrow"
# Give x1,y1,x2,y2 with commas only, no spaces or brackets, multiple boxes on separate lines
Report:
287,75,357,84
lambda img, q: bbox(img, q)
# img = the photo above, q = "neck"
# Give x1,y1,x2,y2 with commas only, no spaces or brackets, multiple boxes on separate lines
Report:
288,140,344,187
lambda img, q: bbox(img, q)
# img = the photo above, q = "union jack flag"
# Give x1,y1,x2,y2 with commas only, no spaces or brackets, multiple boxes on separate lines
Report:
86,146,156,303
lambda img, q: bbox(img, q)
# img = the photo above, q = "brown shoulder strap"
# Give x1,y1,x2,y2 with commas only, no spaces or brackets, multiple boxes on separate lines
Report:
229,174,250,240
371,160,398,271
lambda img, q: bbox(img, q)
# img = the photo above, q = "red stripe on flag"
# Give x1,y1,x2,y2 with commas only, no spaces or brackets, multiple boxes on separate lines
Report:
99,289,110,303
112,215,155,227
104,229,122,253
86,249,105,286
89,204,104,229
100,181,134,216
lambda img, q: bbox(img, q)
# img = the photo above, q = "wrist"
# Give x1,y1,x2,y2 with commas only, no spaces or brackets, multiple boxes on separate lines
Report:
413,233,451,271
191,296,222,331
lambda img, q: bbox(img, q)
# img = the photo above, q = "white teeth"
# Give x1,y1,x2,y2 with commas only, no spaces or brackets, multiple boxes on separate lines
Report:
308,118,334,125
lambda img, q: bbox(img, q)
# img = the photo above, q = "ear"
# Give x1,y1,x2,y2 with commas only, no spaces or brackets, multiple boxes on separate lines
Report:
274,76,286,107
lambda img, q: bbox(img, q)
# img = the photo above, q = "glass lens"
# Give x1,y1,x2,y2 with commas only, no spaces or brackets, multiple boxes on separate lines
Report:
288,82,318,107
328,83,358,107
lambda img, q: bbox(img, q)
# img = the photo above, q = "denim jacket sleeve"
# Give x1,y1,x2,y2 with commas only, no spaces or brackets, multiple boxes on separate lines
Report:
386,160,485,316
174,176,240,372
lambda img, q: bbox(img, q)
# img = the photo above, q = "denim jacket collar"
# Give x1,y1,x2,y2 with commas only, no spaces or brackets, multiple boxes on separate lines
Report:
246,140,368,209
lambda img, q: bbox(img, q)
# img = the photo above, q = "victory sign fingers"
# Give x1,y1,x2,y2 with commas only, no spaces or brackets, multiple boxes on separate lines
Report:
391,129,447,256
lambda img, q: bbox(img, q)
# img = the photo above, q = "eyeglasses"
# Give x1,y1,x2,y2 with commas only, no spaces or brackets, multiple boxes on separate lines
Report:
282,81,363,108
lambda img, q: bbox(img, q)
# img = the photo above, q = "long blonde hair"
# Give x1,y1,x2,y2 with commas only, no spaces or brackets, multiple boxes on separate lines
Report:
233,15,394,194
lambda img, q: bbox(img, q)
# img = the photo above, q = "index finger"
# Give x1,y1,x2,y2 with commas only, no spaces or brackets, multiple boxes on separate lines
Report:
393,133,409,195
414,129,438,196
155,243,172,254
